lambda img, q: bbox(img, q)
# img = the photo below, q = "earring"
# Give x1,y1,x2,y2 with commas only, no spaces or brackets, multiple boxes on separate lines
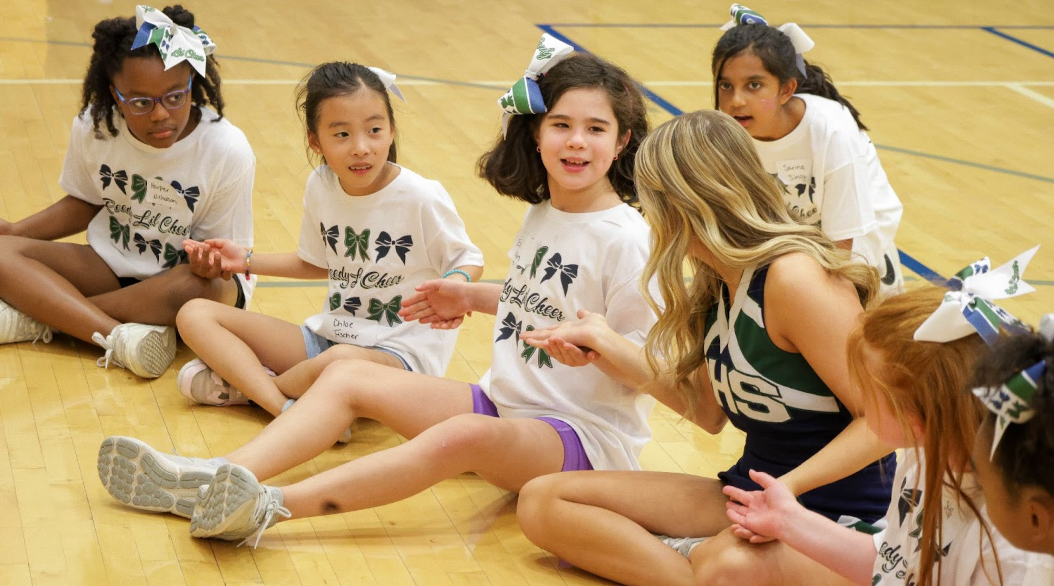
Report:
613,154,619,161
536,146,541,153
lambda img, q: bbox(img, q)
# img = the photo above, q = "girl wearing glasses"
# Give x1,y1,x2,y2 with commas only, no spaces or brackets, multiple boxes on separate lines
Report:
0,5,255,378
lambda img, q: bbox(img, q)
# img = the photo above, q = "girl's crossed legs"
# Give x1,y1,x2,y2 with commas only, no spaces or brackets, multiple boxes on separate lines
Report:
517,472,854,586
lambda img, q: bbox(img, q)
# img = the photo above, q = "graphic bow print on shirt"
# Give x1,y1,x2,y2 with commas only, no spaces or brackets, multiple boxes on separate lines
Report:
320,223,339,254
540,252,578,295
344,227,371,261
109,216,130,250
374,232,413,264
367,296,403,326
133,232,163,260
495,312,523,343
520,325,553,369
170,180,200,211
99,165,129,194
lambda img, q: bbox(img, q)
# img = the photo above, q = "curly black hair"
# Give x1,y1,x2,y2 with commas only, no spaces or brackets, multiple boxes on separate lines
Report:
971,330,1054,498
477,52,648,209
712,24,868,132
81,5,224,138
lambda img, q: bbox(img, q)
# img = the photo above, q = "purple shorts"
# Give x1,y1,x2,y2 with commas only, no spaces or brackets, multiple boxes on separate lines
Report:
471,384,593,472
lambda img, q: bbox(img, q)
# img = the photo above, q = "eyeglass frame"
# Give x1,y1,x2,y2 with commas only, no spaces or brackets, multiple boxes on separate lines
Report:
112,76,194,116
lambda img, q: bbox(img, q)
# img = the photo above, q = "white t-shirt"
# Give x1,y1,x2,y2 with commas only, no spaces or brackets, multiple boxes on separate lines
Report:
872,449,1054,585
60,107,255,284
477,202,657,471
752,94,904,293
298,165,483,377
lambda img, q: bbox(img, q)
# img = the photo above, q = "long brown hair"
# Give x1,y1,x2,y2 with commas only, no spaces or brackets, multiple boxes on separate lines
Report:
848,287,998,586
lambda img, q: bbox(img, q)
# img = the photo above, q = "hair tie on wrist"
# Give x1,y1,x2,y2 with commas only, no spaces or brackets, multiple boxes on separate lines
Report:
442,269,471,282
244,248,253,279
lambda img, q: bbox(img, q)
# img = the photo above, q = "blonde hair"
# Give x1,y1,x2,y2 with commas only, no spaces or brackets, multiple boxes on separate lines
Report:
848,287,996,586
634,110,878,406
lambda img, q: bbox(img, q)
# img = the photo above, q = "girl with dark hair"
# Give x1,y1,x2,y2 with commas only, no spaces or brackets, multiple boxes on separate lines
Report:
96,36,657,547
172,61,483,428
0,5,253,378
712,4,905,295
972,314,1054,559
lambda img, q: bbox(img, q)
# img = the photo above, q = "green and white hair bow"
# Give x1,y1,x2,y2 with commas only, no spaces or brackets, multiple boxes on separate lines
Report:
720,4,815,77
498,34,574,138
973,344,1049,459
914,246,1039,347
366,66,406,102
131,5,215,78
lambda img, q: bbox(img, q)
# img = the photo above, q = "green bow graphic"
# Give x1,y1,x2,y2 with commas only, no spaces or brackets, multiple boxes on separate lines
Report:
530,246,549,279
162,242,187,269
520,325,553,369
367,295,403,327
131,174,147,203
109,216,130,250
345,227,371,260
329,292,341,312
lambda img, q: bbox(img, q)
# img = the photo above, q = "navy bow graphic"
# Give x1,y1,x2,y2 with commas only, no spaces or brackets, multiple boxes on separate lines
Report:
320,223,339,254
530,246,549,279
109,216,130,250
375,231,413,264
541,253,578,295
345,227,371,261
520,325,553,369
133,232,163,260
99,165,128,194
343,296,362,316
495,312,522,343
171,180,200,211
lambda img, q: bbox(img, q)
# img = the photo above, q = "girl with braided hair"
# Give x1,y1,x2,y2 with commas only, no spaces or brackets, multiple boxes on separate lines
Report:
0,5,255,378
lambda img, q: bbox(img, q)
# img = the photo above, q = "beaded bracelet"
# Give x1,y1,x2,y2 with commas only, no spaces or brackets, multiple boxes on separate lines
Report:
442,268,471,282
244,248,253,279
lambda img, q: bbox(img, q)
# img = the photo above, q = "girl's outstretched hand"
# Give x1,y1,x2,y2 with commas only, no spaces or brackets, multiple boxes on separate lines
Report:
399,279,472,329
723,469,800,544
184,239,230,280
519,310,607,367
184,238,247,275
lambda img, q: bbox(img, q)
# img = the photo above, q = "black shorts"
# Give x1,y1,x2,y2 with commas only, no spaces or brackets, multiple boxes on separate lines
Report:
116,275,247,309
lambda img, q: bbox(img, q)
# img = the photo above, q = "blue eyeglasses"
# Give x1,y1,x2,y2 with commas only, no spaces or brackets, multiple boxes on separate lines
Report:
113,77,193,115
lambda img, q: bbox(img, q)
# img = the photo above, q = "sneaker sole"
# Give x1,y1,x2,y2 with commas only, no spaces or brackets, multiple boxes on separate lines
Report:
134,327,178,379
97,436,212,518
190,464,261,539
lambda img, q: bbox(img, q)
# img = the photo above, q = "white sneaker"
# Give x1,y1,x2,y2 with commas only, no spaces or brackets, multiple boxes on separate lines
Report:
93,323,176,378
177,359,251,406
0,299,52,344
190,463,290,548
97,436,225,519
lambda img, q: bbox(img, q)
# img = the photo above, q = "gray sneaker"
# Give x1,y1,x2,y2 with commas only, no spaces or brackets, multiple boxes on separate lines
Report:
97,436,224,518
190,463,290,548
93,323,176,378
0,299,52,344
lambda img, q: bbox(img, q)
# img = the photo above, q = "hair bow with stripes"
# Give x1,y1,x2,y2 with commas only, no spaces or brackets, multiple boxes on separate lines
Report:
914,246,1039,346
498,34,574,137
131,5,215,77
719,4,814,77
973,359,1047,459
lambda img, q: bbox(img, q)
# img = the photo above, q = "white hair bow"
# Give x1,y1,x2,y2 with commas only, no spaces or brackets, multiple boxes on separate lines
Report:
720,4,814,77
498,34,574,138
914,246,1039,346
131,5,215,78
367,67,406,102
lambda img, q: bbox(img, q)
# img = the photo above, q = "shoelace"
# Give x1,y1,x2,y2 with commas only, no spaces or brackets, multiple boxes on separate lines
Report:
32,327,53,344
238,493,291,549
92,331,126,370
